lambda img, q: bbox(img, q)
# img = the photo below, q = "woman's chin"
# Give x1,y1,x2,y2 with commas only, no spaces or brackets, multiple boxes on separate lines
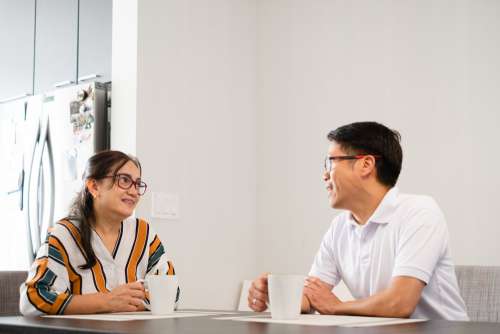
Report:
116,208,135,219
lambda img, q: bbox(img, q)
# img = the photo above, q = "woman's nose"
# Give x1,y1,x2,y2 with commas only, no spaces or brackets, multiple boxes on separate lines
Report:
128,186,140,197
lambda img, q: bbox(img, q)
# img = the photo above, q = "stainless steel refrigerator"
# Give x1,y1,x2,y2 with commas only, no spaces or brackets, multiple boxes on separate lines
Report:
0,82,109,267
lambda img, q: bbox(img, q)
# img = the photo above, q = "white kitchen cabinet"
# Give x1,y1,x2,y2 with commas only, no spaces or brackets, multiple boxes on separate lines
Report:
0,0,36,103
34,0,78,94
2,0,111,101
78,0,112,84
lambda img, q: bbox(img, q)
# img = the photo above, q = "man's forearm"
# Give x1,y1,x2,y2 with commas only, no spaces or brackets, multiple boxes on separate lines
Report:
332,289,415,318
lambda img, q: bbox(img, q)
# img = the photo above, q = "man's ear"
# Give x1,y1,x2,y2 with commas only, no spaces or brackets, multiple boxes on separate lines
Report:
359,156,377,178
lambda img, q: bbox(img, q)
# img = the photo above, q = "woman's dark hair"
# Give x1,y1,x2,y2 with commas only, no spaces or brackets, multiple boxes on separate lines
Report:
327,122,403,187
66,150,142,270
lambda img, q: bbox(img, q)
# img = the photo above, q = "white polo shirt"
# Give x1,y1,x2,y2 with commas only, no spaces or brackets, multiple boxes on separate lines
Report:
309,187,468,320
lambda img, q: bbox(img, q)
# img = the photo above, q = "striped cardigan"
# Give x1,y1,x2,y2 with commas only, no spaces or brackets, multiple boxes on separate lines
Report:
20,217,178,315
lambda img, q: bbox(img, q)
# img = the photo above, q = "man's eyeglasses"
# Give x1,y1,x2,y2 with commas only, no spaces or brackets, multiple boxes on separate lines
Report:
103,174,148,196
324,155,382,172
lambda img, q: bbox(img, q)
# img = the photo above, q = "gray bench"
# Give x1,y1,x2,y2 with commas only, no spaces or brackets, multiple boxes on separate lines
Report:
455,265,500,322
0,271,27,315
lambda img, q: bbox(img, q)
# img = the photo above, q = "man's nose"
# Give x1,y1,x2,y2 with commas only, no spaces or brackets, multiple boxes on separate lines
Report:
323,170,330,181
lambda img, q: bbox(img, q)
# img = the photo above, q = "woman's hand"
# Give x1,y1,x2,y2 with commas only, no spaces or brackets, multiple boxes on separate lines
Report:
104,281,146,312
64,282,146,314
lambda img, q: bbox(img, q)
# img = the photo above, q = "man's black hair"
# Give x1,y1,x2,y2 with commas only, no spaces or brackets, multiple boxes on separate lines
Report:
327,122,403,187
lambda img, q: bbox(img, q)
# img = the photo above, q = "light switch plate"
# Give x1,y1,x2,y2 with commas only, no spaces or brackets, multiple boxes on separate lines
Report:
151,192,180,220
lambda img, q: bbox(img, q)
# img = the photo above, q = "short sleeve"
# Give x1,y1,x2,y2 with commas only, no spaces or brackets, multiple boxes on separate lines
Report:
309,222,341,287
392,208,448,284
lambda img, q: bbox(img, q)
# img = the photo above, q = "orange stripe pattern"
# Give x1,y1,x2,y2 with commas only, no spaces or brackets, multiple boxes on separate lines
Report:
149,236,161,257
26,258,71,314
126,219,149,282
49,236,82,295
167,260,175,275
58,220,109,292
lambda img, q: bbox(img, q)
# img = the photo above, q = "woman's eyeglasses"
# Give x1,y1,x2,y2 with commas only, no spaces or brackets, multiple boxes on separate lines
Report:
102,174,148,195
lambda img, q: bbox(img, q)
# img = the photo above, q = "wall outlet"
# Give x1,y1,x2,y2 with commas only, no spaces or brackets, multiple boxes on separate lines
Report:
151,192,180,220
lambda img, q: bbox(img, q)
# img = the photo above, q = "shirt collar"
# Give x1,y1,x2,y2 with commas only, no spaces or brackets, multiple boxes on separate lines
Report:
346,187,399,227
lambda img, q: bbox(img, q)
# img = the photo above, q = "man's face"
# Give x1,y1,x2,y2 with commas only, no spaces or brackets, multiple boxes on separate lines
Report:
323,142,359,209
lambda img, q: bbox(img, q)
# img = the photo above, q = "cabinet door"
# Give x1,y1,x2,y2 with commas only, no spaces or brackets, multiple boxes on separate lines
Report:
0,0,35,102
78,0,112,84
34,0,78,93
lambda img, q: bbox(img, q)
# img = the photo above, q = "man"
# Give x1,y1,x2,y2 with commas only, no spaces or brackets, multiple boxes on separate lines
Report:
248,122,468,320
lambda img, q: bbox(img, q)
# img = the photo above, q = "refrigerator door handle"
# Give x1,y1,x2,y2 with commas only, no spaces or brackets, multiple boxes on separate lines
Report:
78,74,101,82
32,144,43,256
53,80,76,88
39,126,55,246
0,93,31,104
27,119,46,259
19,169,24,210
26,137,40,260
48,134,55,236
6,170,23,195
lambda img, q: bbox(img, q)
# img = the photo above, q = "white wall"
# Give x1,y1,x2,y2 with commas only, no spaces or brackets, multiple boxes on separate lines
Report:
134,0,257,309
111,0,137,154
112,0,500,308
256,0,500,291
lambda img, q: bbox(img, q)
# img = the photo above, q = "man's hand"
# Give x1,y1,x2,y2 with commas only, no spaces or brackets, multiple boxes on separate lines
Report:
303,276,341,314
248,273,269,312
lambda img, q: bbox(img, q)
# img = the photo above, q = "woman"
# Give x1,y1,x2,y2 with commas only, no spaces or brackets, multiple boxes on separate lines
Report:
20,150,179,315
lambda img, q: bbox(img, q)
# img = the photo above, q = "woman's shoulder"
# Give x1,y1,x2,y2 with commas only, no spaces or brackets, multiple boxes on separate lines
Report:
49,218,81,237
43,219,83,251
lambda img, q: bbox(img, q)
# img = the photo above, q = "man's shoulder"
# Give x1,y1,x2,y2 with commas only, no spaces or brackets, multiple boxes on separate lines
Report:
396,192,442,215
393,192,447,230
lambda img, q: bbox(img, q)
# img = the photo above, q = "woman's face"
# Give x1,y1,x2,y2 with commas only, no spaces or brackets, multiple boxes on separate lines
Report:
89,160,142,222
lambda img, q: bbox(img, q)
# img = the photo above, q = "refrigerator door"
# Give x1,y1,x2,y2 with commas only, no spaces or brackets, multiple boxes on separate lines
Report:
2,82,109,264
0,102,24,197
0,97,39,269
22,96,45,261
26,104,54,259
42,82,108,227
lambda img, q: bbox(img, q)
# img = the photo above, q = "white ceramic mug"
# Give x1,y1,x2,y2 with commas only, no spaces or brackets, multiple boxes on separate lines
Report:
143,275,178,315
268,274,305,320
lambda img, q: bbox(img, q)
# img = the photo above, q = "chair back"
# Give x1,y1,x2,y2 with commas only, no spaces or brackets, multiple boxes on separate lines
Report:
237,280,253,311
0,271,28,315
455,265,500,322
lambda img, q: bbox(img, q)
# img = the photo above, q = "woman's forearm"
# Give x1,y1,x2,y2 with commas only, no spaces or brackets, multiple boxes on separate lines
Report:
63,293,110,314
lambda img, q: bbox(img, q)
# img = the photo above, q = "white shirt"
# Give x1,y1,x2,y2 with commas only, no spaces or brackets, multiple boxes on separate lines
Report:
309,187,468,320
20,217,178,316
